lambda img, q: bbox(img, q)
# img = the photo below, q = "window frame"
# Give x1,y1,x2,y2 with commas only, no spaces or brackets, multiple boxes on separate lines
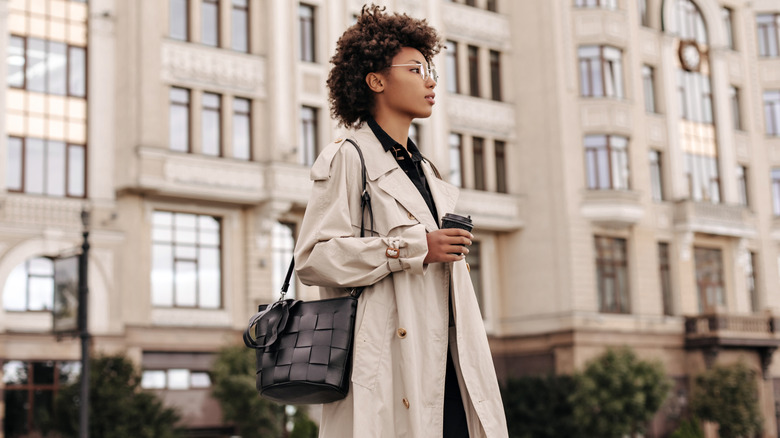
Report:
649,149,664,201
772,168,780,216
658,242,673,316
595,236,630,314
472,136,486,191
6,136,87,198
489,50,502,101
736,165,749,207
765,90,780,136
169,87,192,153
578,45,624,99
299,3,316,63
757,13,780,57
232,97,252,160
730,85,743,130
201,0,221,47
2,257,55,312
468,45,480,98
494,140,507,193
584,134,630,190
201,92,223,157
445,40,459,94
722,7,735,50
300,106,319,166
642,65,657,113
169,0,189,41
9,35,87,98
231,0,250,52
693,246,726,313
151,211,223,309
448,133,464,188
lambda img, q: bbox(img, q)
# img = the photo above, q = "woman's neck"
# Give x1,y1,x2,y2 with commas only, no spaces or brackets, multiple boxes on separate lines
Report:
372,112,411,149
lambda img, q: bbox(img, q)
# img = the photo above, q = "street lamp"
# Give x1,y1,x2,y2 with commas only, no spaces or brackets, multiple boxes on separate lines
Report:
78,208,91,438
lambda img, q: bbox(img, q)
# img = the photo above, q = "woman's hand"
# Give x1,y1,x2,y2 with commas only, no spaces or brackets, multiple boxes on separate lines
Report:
424,229,473,264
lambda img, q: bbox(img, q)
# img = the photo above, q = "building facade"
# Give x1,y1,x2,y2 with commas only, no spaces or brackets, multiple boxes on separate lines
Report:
1,0,780,436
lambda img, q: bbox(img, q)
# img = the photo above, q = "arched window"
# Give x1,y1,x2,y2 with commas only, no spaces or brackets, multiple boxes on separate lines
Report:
3,257,54,312
667,0,720,203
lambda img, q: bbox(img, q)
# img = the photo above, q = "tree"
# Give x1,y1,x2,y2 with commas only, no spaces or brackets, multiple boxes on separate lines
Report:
570,347,672,438
211,344,318,438
501,374,579,438
690,361,763,438
52,353,181,438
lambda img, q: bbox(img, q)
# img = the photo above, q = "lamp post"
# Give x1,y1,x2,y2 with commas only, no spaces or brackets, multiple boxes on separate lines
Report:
78,208,90,438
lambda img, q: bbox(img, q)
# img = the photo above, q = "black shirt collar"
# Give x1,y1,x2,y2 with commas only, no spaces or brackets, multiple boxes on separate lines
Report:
366,117,423,162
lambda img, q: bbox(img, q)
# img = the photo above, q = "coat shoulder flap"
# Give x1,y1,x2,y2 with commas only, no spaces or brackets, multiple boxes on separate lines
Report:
310,138,364,181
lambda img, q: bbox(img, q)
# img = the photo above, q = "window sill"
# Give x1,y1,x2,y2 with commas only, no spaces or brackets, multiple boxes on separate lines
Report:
580,189,643,228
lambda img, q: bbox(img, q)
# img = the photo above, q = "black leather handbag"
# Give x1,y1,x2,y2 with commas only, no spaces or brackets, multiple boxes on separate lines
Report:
243,138,372,405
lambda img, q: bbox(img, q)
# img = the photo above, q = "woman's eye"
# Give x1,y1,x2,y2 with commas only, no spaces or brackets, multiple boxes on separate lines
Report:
410,68,420,73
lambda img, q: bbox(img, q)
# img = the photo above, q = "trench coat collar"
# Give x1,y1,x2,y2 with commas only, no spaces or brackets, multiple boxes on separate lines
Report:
349,124,459,232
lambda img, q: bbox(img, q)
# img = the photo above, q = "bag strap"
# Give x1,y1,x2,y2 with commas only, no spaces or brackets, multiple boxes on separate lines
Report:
280,138,370,299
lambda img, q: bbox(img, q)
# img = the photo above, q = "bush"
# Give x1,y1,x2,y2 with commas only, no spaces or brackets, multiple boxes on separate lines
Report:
690,361,762,438
501,374,579,438
669,417,704,438
53,354,181,438
570,347,671,438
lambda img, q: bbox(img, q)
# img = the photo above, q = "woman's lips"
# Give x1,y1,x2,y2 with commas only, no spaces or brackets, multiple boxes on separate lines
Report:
425,94,436,104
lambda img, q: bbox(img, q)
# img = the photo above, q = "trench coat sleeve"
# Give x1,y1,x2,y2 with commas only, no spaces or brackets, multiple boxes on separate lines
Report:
294,142,429,289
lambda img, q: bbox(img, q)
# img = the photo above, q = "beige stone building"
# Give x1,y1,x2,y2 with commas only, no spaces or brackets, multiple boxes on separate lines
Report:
2,0,780,436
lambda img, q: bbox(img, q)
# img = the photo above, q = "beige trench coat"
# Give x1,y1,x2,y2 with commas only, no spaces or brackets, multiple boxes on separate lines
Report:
294,124,508,438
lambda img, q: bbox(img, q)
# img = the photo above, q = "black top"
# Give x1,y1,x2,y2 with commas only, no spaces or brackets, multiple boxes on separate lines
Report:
366,118,439,224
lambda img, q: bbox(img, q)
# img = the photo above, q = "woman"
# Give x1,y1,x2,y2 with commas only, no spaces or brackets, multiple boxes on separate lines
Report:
294,5,508,438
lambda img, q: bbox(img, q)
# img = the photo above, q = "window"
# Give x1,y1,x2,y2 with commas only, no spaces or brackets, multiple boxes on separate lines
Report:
678,71,713,124
202,93,221,156
658,243,672,316
272,222,296,298
231,0,249,52
8,36,86,97
495,140,507,193
649,150,664,201
489,50,501,101
694,247,725,313
202,0,220,47
141,369,212,390
578,46,623,99
3,361,80,437
673,0,707,45
757,14,780,57
299,4,316,62
736,165,749,207
575,0,617,8
639,0,649,27
685,153,720,203
151,211,222,309
300,106,318,166
8,36,25,88
169,87,190,152
595,236,630,314
772,168,780,216
2,257,54,311
468,241,484,318
765,90,780,136
7,137,86,197
468,45,479,98
747,251,758,313
473,137,486,190
486,0,497,12
170,0,188,41
232,97,251,160
445,41,459,94
584,135,629,190
449,133,463,187
642,65,656,113
722,7,735,50
730,85,742,130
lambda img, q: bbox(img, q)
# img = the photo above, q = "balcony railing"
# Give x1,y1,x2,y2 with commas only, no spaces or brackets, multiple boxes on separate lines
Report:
684,313,780,348
673,200,756,238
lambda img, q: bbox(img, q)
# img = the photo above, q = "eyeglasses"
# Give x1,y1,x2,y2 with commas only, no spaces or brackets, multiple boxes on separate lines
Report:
390,63,439,83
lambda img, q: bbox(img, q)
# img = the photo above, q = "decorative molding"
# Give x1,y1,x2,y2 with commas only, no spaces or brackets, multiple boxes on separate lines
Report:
455,190,523,232
646,115,667,147
0,195,84,228
760,60,780,84
446,95,516,138
151,308,232,327
573,9,628,47
580,190,644,228
164,160,264,192
580,100,633,135
161,40,267,98
442,3,510,48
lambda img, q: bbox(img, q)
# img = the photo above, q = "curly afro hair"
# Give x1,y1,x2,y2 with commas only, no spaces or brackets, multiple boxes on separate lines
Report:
327,4,442,128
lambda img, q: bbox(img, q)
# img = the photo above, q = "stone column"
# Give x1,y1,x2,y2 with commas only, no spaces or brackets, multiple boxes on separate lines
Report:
659,34,687,201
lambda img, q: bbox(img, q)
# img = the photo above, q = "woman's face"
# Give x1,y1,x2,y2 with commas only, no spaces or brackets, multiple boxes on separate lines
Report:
375,47,437,120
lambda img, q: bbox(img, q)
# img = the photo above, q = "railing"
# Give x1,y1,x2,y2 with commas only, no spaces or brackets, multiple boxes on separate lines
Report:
684,314,778,337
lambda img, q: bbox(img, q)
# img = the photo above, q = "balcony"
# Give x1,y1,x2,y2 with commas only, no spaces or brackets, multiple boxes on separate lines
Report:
673,200,756,238
685,313,780,375
446,95,515,138
572,7,629,48
580,189,643,228
456,190,524,232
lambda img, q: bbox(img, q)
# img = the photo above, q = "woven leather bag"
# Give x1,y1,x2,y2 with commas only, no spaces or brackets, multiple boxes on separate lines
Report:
243,139,372,404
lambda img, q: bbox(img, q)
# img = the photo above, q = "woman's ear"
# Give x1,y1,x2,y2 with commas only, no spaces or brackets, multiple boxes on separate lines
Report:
365,72,385,93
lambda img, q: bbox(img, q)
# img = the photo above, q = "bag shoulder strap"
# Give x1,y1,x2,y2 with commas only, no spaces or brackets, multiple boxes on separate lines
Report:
280,138,370,299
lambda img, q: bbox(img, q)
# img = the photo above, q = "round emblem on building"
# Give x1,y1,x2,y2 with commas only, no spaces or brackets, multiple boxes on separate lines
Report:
679,41,701,72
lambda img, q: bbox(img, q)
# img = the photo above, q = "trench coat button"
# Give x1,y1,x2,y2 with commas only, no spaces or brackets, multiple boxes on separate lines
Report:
402,398,410,409
466,263,470,273
397,328,407,338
